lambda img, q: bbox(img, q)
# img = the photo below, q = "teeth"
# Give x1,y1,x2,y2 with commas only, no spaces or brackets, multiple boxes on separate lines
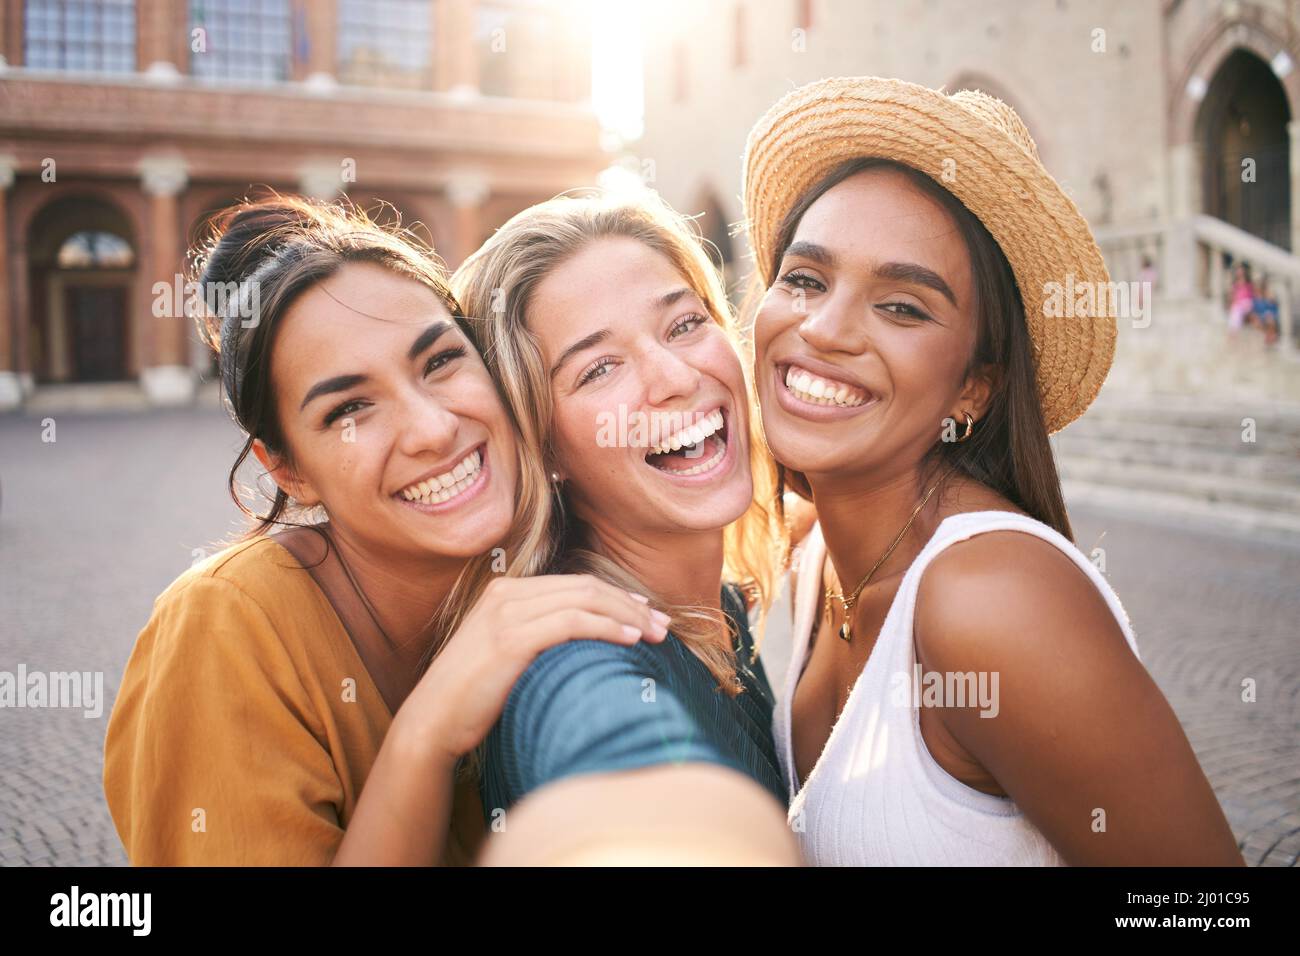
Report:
399,449,482,504
648,408,725,457
784,365,869,407
649,436,728,477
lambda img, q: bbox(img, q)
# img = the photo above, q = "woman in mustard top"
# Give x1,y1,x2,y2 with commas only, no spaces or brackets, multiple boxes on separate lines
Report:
102,196,669,866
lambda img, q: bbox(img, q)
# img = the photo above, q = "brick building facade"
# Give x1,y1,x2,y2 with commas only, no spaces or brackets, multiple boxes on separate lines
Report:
0,0,604,408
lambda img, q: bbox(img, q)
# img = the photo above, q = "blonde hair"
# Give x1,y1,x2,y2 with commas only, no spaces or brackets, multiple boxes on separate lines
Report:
452,189,781,693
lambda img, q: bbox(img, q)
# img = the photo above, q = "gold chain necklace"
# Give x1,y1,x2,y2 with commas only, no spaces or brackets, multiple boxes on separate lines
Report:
824,466,956,643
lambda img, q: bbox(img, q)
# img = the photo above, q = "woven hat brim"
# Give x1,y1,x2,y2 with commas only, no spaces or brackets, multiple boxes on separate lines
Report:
742,76,1116,435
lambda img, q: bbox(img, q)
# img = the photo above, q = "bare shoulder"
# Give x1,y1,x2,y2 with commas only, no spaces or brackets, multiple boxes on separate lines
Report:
914,520,1127,670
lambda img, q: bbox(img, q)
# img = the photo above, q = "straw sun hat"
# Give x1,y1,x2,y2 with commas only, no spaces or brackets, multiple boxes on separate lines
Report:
742,76,1116,435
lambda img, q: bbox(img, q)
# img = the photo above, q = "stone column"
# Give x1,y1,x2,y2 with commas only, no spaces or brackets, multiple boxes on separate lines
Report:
299,161,346,200
1167,141,1199,221
446,170,488,267
1164,142,1200,300
0,155,19,410
139,0,184,81
0,0,21,69
1289,120,1300,254
140,155,195,405
436,0,478,95
299,0,338,90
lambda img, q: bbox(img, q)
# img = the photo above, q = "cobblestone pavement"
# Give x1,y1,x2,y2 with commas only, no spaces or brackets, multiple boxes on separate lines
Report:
1,406,1296,866
1065,513,1300,867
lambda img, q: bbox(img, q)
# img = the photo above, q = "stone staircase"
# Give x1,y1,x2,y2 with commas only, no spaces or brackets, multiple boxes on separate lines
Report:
1104,295,1300,404
1065,212,1300,541
1052,389,1300,540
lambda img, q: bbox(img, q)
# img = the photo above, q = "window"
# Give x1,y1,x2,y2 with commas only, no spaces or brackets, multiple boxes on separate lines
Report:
672,40,688,104
24,0,136,73
56,231,134,269
338,0,431,89
476,0,561,99
188,0,292,85
796,0,813,32
733,4,745,69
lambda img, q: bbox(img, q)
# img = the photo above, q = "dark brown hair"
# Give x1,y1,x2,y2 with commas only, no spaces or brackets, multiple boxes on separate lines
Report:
190,194,546,780
190,191,470,536
763,156,1073,542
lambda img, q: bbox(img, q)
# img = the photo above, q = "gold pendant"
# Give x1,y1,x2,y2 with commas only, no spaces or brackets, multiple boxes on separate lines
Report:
826,588,853,642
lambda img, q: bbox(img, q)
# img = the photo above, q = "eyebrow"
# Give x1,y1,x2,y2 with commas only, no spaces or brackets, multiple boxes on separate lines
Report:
406,319,455,361
549,329,610,382
548,287,695,381
299,320,455,411
783,241,958,307
785,241,836,269
656,287,692,310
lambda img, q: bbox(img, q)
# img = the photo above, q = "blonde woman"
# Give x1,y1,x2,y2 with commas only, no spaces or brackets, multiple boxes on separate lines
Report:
453,191,800,865
103,196,667,866
742,77,1242,865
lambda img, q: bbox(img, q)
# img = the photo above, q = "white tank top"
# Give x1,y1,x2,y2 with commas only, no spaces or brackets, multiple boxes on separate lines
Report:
773,510,1142,866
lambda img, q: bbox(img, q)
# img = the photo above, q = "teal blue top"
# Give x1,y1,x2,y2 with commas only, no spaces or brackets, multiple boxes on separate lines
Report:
478,584,786,818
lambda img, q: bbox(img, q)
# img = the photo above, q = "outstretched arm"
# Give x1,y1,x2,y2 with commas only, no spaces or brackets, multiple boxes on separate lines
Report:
480,763,800,865
475,637,800,866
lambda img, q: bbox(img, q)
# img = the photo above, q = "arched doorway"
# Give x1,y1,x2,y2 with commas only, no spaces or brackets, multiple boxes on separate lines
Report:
692,185,735,275
27,197,137,383
1197,48,1292,249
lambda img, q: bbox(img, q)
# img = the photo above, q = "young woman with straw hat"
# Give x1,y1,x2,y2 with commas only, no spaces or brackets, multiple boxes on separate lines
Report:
742,76,1242,865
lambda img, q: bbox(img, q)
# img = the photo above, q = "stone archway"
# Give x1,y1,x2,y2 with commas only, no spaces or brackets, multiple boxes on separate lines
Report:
26,195,138,383
1168,4,1300,247
1197,48,1292,249
691,183,735,273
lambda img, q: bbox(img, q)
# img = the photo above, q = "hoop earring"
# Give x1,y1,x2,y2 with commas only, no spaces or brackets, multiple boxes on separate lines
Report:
957,412,975,443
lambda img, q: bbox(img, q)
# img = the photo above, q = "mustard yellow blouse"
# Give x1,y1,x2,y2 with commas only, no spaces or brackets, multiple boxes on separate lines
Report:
103,536,483,865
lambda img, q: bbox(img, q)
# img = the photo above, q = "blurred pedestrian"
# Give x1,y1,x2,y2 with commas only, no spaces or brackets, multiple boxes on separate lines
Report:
1252,277,1281,346
1227,262,1257,334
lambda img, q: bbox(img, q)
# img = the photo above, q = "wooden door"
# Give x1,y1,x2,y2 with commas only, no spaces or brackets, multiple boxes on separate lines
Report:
66,285,128,382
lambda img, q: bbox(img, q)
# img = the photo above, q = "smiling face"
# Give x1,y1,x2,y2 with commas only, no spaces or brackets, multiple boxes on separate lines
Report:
530,236,753,538
259,260,518,563
754,166,993,487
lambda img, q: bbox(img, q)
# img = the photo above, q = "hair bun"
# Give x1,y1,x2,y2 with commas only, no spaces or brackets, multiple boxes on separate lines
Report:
195,193,324,288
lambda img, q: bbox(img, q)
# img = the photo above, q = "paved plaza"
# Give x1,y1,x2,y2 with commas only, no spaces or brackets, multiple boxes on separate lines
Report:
0,406,1296,866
